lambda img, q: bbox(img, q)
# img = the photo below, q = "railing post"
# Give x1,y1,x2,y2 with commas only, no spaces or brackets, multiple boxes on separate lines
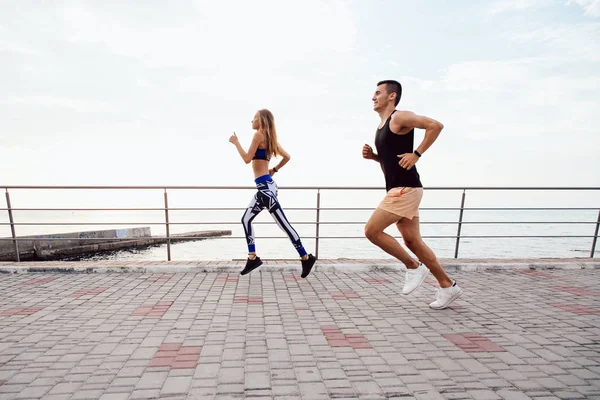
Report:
591,209,600,258
5,189,20,262
454,190,466,259
164,189,171,261
315,189,321,260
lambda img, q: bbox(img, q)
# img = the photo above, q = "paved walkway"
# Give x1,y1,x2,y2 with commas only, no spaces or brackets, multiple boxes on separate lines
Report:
0,261,599,399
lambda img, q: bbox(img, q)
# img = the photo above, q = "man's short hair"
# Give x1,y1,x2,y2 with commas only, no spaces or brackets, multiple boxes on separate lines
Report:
377,80,402,106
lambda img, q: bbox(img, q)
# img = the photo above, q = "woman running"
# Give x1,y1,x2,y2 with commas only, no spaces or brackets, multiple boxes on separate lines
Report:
229,109,316,278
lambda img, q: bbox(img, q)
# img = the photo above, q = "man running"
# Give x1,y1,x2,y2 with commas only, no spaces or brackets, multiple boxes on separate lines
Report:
362,80,462,309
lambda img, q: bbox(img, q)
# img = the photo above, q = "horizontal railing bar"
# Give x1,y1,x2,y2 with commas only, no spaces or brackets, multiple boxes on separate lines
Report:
457,207,600,211
2,208,171,212
1,221,597,226
2,185,599,191
1,207,598,212
0,235,597,241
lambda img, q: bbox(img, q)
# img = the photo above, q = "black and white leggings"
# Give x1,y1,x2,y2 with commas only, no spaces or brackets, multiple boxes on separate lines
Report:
241,175,307,257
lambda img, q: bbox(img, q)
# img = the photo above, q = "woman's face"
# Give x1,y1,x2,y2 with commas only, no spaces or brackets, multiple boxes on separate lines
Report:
251,113,260,130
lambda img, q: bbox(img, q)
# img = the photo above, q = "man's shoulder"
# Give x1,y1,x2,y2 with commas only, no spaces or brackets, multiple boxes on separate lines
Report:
391,109,415,120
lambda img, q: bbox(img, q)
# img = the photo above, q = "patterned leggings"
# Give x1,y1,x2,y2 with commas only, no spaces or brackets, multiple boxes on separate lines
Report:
241,176,307,257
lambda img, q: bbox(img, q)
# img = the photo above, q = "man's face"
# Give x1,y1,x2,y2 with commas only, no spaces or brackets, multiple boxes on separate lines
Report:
372,84,392,112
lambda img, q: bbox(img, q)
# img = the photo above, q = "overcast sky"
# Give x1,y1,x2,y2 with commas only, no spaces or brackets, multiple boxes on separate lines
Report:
1,0,599,189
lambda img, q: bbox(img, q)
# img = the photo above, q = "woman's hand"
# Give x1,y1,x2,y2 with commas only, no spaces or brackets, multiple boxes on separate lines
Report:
229,132,239,145
269,168,276,176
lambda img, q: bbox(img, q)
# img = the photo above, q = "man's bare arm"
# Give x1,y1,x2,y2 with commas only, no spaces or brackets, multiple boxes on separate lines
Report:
392,111,444,155
362,144,380,162
391,111,444,170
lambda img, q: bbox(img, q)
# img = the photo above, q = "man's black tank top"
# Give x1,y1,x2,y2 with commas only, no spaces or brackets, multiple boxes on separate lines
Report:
374,110,423,191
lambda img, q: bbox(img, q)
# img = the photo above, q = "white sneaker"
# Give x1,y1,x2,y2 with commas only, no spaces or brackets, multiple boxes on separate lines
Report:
429,283,463,309
402,262,429,295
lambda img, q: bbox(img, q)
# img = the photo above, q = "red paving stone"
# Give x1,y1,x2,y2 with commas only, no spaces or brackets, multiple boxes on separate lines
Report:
146,276,173,283
295,307,311,311
148,344,202,369
284,274,303,281
132,301,174,317
148,357,175,367
178,347,202,355
70,288,108,298
553,304,600,315
215,275,239,282
519,270,555,278
555,286,600,297
363,278,390,284
321,326,372,349
443,333,506,352
0,307,44,317
331,291,361,300
233,296,263,304
22,277,56,286
172,361,199,369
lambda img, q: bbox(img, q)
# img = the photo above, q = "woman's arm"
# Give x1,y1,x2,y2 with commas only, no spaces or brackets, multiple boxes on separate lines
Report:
270,144,291,175
229,132,263,164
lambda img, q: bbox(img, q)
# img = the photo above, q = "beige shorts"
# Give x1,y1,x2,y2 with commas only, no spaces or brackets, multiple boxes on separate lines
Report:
377,187,423,220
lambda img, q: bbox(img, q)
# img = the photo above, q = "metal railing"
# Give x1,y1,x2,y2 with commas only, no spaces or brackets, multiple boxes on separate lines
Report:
1,186,599,262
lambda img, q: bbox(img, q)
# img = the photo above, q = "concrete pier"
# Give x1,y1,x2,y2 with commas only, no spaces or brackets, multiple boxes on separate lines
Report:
0,228,232,261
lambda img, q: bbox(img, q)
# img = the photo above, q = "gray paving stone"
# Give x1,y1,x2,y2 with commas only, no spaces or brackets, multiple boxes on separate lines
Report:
0,269,598,399
467,390,501,400
16,385,52,398
129,389,161,399
497,390,532,400
71,390,105,400
135,371,168,390
47,382,83,394
98,394,129,400
161,376,192,395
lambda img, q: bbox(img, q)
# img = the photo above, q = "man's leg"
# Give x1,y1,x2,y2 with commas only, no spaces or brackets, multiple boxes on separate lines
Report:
397,217,453,288
398,217,462,309
364,208,419,269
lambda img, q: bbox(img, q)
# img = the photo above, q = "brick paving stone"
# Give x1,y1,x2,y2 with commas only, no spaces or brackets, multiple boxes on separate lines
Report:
71,389,105,400
0,267,599,398
98,394,129,400
129,389,161,399
161,376,192,395
22,277,57,286
497,390,533,399
16,384,52,398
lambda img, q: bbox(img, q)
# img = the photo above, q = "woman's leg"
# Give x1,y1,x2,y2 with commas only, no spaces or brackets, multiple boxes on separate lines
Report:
240,193,265,275
241,193,263,256
262,180,316,277
261,181,306,257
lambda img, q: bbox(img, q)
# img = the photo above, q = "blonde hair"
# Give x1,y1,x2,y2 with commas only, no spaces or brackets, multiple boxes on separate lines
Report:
256,109,281,158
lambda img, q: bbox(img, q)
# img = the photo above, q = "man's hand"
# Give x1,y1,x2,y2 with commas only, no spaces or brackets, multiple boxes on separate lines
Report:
362,144,375,160
229,132,239,145
397,153,419,169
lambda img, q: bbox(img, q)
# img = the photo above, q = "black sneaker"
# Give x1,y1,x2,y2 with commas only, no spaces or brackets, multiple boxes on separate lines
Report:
240,256,263,275
301,254,316,278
